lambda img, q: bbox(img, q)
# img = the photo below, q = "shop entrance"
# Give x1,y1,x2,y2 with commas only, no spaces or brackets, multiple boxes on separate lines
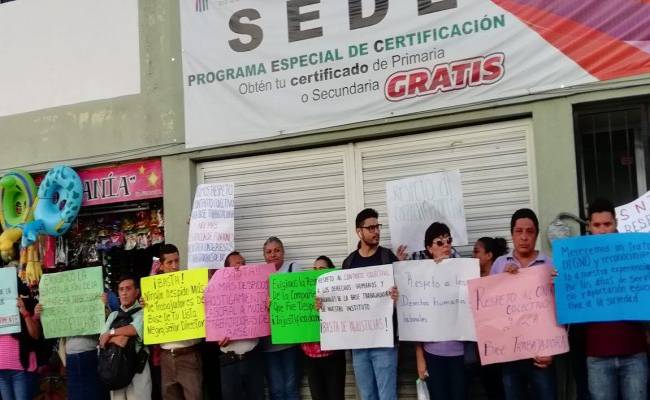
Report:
574,97,650,216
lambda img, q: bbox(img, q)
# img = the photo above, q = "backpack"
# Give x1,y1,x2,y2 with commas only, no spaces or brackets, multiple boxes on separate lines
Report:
97,307,142,390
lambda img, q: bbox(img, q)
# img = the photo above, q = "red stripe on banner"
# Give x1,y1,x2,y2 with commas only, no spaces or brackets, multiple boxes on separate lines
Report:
491,0,650,81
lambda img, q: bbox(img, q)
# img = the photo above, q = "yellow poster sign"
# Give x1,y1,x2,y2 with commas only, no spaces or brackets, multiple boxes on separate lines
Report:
141,269,208,345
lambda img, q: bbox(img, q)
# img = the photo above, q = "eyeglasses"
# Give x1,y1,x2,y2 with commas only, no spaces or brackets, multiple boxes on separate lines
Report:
432,237,452,247
361,224,382,232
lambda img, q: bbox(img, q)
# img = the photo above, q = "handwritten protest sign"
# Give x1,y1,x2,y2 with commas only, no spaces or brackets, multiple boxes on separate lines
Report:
317,264,395,351
615,192,650,233
395,259,479,342
142,269,208,345
188,183,235,269
386,171,468,253
205,263,275,341
270,269,332,344
39,267,105,339
0,267,20,335
468,266,569,365
553,233,650,323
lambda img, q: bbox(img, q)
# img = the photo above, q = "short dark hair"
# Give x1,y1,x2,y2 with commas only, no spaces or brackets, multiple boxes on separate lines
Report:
117,274,139,289
424,222,451,248
160,244,179,262
476,237,509,262
315,255,335,268
356,208,379,228
510,208,539,234
263,237,283,250
587,198,615,220
224,251,242,267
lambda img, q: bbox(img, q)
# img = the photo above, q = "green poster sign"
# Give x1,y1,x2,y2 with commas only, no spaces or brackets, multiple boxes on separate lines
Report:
270,269,333,344
39,267,105,339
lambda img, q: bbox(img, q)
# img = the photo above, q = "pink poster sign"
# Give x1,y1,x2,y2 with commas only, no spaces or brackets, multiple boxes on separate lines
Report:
468,266,569,365
34,159,163,206
204,263,276,341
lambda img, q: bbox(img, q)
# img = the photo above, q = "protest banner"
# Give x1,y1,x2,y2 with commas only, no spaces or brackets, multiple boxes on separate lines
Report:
394,259,479,342
0,267,20,335
615,192,650,233
205,263,276,341
468,266,569,365
39,267,105,339
553,233,650,323
188,183,235,269
386,171,468,252
317,264,395,351
270,269,333,344
142,269,208,345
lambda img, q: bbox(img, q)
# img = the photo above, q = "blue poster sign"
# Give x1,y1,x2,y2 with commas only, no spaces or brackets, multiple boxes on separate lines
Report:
552,233,650,324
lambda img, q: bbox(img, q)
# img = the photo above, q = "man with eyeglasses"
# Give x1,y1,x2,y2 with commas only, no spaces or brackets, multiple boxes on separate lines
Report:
341,208,399,400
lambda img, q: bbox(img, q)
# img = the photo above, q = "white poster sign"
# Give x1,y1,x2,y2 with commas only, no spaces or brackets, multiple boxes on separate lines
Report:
394,259,479,342
386,170,468,252
317,264,394,350
615,191,650,233
0,0,140,117
179,0,650,148
188,183,235,269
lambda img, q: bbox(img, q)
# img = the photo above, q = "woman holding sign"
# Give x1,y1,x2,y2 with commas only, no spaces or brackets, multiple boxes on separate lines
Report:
302,256,346,400
0,270,41,400
415,222,469,400
489,208,556,400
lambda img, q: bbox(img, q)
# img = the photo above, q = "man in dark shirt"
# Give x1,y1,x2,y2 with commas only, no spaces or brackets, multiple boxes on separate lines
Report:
341,208,399,400
583,198,647,400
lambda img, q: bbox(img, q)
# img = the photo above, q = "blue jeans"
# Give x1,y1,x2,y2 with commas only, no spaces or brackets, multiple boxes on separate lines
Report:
501,359,556,400
587,353,648,400
67,350,106,400
423,353,466,400
351,347,397,400
263,346,301,400
0,370,36,400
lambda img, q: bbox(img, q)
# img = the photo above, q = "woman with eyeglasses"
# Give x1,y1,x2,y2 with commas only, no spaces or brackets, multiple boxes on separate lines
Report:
415,222,468,400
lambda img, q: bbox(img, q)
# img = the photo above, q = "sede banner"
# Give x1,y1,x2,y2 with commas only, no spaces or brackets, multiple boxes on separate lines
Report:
180,0,650,148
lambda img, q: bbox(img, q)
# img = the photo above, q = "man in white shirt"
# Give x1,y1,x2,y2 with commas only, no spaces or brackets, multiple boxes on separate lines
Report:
156,244,203,400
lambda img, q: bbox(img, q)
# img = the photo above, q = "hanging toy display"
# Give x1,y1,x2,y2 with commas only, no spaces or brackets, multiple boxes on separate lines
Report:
12,166,83,285
0,170,37,261
22,166,83,247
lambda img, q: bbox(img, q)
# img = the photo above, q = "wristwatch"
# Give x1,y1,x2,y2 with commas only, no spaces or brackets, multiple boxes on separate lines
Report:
109,328,116,336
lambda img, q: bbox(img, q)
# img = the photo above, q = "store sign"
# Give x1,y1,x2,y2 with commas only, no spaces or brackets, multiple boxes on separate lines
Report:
180,0,650,148
35,159,163,206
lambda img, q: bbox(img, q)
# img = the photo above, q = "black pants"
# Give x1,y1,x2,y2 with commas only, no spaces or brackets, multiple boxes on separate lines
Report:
304,351,346,400
220,349,265,400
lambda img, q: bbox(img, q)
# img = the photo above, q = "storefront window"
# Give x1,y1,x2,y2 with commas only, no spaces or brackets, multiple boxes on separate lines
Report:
574,98,650,216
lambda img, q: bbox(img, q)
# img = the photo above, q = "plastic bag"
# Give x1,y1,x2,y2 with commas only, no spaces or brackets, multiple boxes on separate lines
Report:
416,379,430,400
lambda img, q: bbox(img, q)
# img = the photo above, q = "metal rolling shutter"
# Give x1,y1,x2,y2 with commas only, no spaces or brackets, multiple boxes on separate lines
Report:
356,119,536,256
198,145,353,268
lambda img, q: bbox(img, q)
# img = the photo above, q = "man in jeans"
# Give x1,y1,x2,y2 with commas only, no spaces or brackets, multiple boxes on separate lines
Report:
342,208,399,400
583,198,647,400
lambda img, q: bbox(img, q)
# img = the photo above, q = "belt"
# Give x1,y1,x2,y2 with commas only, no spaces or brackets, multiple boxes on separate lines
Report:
161,345,198,356
220,350,255,366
